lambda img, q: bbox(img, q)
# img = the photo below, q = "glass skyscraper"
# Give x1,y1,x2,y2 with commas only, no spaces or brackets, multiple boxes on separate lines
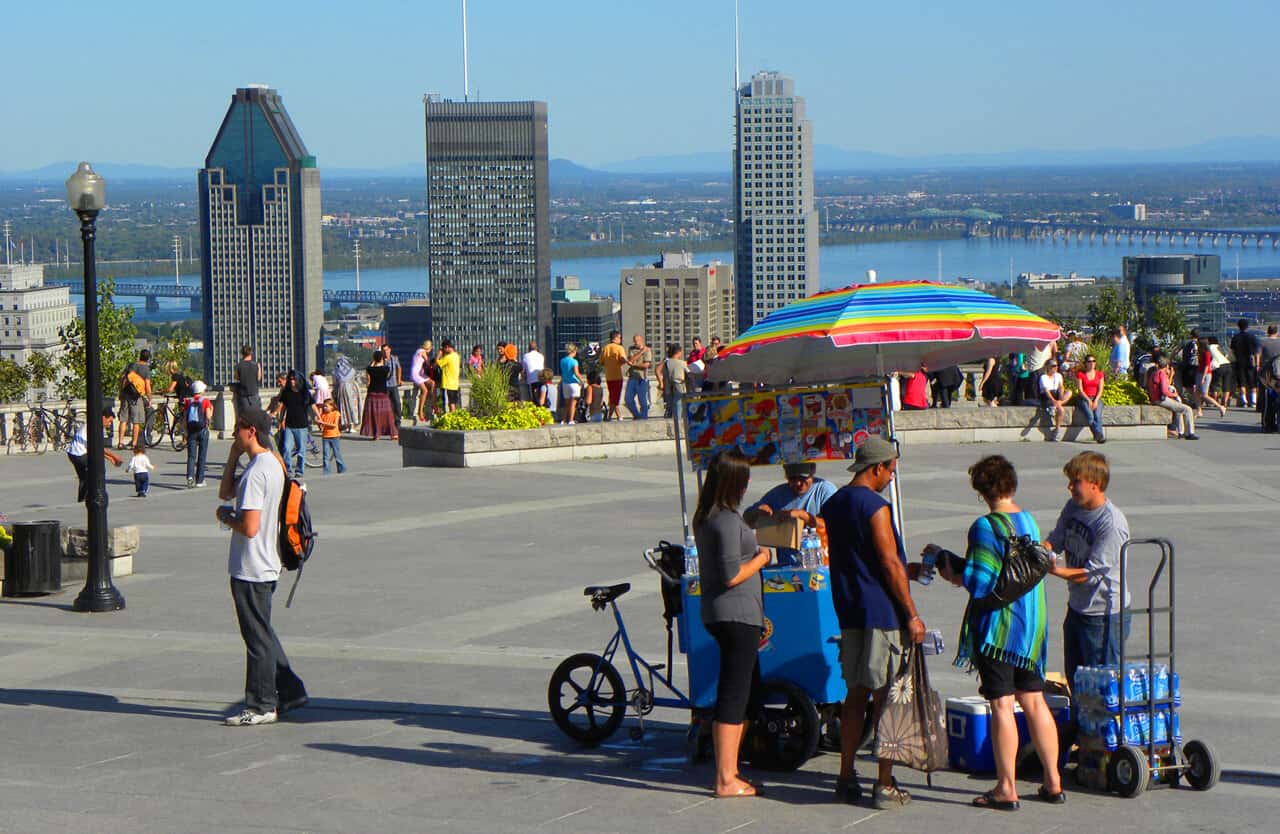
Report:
734,71,819,333
198,86,323,387
423,97,551,355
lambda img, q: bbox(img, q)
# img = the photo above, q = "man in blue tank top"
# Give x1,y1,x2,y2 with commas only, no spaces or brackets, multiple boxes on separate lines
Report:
821,436,927,811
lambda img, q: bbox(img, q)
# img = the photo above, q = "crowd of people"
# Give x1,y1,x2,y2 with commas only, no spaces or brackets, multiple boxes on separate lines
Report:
694,442,1131,810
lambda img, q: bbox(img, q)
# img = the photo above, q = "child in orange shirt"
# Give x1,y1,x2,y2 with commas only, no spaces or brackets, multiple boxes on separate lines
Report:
318,399,346,474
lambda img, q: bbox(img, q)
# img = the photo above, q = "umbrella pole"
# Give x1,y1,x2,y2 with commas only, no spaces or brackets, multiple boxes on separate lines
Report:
883,380,906,539
672,390,691,540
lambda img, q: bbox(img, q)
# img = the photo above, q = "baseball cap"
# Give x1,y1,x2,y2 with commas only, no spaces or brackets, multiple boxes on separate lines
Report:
237,408,273,442
847,436,899,474
191,380,207,395
783,461,817,479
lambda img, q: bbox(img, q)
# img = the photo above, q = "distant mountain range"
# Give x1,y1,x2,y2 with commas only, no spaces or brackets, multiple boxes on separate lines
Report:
5,136,1280,182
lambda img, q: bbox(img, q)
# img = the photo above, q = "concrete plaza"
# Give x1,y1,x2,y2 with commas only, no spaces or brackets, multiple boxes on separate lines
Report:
0,410,1276,833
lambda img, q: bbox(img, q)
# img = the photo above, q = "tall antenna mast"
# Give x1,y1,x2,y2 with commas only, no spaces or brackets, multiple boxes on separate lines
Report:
354,240,362,299
462,0,470,101
2,221,10,266
734,0,741,92
173,235,182,286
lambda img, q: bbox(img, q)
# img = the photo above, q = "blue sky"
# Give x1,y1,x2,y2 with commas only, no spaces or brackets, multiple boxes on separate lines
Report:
4,0,1279,170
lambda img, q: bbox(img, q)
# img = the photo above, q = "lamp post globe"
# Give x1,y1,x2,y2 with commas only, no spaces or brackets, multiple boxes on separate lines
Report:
66,162,124,612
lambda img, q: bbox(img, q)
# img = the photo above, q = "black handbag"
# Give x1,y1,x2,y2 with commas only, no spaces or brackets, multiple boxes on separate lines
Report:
969,512,1053,613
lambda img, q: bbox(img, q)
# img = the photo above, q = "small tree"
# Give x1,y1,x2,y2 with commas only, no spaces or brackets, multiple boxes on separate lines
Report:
0,358,27,403
150,326,197,391
24,352,58,394
1148,295,1187,353
465,363,511,418
1086,286,1139,336
57,277,139,401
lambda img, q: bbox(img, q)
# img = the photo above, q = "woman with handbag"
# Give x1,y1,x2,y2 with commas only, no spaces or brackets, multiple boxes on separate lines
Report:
925,454,1064,811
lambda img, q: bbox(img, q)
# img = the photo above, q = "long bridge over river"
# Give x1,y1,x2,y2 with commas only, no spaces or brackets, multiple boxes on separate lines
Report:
46,280,424,312
840,216,1280,248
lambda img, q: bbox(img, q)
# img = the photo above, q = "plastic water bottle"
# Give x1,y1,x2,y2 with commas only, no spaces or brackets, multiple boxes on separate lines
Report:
921,629,945,655
918,544,937,586
1171,710,1182,742
1152,664,1170,701
683,534,699,576
1073,666,1091,699
1102,716,1119,749
1101,666,1120,710
802,528,820,569
1170,671,1181,706
1152,709,1168,744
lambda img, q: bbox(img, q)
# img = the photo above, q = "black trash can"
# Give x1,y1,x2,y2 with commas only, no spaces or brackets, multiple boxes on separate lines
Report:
3,520,62,596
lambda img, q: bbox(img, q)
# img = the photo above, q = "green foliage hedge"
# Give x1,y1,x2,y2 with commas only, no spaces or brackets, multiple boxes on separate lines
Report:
431,401,555,431
1063,372,1148,405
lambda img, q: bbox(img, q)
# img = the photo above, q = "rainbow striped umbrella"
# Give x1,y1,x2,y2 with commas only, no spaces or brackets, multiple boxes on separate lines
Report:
708,280,1060,384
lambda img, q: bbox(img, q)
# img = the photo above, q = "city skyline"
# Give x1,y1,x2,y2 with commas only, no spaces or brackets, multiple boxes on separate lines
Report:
5,1,1280,172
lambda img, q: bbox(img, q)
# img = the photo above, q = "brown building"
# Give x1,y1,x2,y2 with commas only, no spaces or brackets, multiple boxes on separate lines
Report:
620,252,735,354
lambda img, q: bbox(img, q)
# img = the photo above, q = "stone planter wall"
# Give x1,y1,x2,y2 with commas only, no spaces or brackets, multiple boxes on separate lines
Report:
401,419,677,467
0,523,138,584
892,404,1171,445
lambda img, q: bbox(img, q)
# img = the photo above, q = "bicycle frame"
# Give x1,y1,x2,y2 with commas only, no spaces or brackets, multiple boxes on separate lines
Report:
596,597,690,711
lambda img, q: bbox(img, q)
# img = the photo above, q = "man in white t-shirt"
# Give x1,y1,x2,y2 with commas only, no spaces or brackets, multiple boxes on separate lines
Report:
1038,358,1070,440
521,341,545,402
216,408,307,726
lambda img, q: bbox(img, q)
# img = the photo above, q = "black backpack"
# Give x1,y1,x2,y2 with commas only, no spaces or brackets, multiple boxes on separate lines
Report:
1181,340,1198,369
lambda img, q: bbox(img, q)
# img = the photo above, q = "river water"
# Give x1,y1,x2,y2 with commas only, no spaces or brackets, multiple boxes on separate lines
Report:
92,235,1280,321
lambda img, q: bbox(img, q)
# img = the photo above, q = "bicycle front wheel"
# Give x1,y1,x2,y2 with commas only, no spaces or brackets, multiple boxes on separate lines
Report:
29,416,51,454
170,420,188,451
548,653,626,746
144,408,165,448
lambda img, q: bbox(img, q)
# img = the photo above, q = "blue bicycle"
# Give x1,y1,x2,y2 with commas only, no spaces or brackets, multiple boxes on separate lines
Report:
548,545,825,770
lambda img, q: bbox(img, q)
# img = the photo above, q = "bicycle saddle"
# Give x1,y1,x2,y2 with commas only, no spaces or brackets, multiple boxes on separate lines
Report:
583,583,631,604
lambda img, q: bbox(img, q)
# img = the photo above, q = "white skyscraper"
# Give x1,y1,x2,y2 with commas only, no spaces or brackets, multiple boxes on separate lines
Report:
733,71,819,333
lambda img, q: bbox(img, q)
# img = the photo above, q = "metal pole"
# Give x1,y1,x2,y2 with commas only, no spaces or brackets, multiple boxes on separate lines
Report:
74,209,125,612
672,390,691,540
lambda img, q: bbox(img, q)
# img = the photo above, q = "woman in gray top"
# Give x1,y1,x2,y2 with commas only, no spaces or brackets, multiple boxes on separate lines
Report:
693,448,772,799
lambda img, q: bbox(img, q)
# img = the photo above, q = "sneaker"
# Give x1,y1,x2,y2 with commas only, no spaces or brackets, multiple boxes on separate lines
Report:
195,481,207,487
1184,433,1200,440
278,695,309,716
872,779,911,810
187,478,195,488
834,775,863,805
224,709,277,726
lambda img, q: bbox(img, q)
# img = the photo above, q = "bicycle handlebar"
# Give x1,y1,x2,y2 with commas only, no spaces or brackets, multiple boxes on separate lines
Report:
643,547,682,586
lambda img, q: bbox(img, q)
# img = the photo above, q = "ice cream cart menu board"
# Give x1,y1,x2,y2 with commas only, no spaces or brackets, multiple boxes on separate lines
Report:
685,385,887,470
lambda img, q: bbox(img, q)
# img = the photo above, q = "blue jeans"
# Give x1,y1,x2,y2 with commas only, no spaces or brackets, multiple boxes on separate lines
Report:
283,427,308,476
1076,399,1104,439
625,376,649,419
186,426,209,483
322,437,345,473
133,472,149,496
1064,608,1131,711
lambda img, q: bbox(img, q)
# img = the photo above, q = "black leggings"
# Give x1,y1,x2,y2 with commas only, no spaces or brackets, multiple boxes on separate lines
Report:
707,620,762,724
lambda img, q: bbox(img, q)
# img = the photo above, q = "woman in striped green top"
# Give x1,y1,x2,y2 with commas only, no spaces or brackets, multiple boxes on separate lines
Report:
929,454,1064,811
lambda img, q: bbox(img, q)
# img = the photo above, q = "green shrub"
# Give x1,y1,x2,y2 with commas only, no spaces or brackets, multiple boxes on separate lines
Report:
431,401,554,431
1064,372,1147,405
466,363,512,419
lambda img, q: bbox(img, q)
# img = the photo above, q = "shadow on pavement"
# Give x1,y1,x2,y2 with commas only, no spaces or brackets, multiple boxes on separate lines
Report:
1221,769,1280,788
0,688,223,721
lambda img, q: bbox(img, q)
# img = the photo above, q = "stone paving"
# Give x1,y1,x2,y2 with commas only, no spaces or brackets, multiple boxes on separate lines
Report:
0,409,1276,833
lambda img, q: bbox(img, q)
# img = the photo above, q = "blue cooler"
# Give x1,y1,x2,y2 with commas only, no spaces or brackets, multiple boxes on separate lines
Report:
947,694,1070,773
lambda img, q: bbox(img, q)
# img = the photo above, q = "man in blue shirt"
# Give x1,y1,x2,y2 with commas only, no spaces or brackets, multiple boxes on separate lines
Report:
744,462,837,565
821,437,926,811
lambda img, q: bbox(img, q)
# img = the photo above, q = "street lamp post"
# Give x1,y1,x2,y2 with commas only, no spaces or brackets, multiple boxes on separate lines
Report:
66,162,124,612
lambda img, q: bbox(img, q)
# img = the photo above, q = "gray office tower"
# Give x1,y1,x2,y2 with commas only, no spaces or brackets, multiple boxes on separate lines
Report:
734,71,819,333
424,97,551,355
198,86,323,387
1124,254,1226,337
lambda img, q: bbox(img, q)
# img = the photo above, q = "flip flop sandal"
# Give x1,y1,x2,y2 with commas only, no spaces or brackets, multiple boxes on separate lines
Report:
1037,786,1067,804
714,783,761,799
972,790,1020,811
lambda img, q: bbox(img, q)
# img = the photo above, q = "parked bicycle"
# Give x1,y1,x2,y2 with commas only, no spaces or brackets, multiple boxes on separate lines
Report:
6,400,78,455
145,396,188,451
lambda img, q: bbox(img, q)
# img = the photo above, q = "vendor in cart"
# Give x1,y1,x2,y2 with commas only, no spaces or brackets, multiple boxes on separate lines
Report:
743,462,837,565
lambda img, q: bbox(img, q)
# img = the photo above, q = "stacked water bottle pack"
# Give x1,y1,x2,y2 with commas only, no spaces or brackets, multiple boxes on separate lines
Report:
799,527,826,569
1073,663,1181,750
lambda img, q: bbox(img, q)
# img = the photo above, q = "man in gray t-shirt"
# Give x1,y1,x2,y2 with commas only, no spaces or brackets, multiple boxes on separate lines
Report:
1046,451,1130,693
217,408,306,726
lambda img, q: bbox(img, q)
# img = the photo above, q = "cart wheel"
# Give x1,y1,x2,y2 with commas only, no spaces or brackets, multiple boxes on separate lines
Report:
1182,739,1220,791
547,653,626,746
744,680,820,771
1107,745,1150,797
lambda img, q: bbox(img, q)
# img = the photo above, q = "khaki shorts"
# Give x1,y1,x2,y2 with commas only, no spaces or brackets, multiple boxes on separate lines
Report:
839,627,904,691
